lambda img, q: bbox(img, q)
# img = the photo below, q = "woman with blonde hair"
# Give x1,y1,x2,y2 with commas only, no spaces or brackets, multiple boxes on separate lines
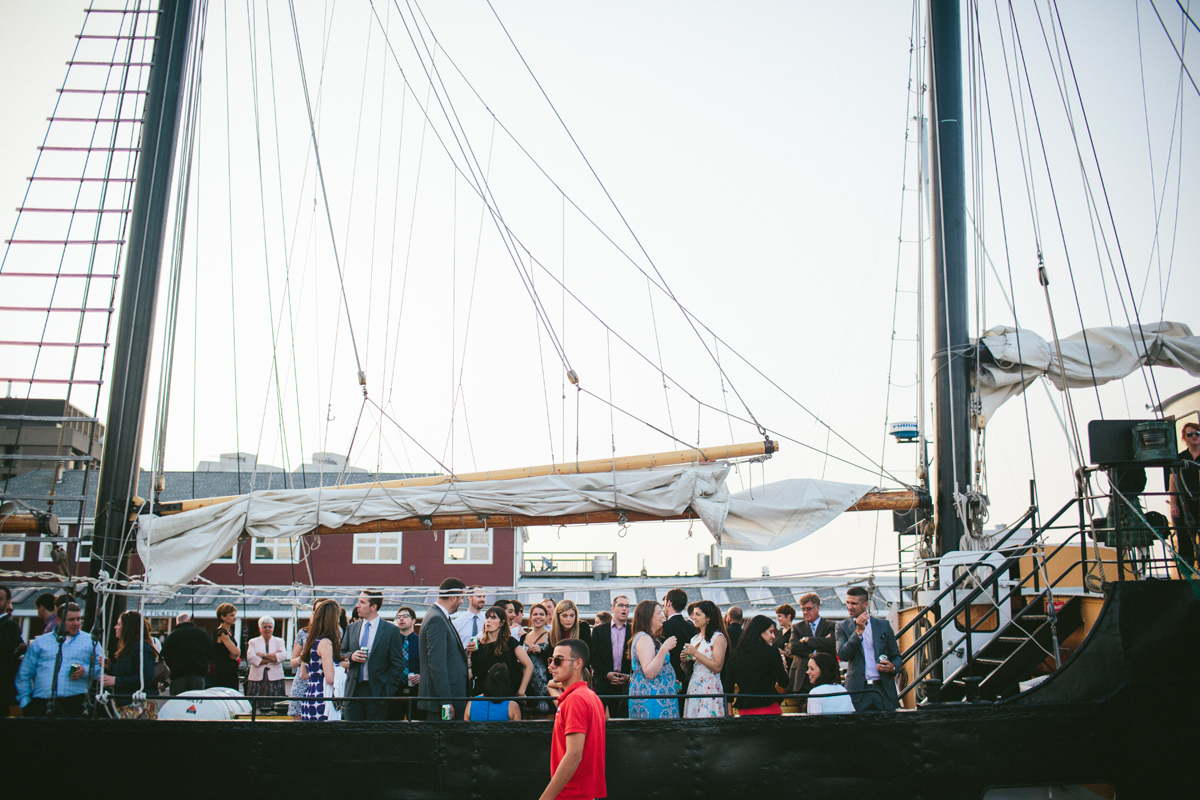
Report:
548,599,591,650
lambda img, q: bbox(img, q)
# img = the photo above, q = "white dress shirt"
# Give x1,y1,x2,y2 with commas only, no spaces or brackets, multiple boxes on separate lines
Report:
861,618,880,680
358,617,380,681
454,609,487,648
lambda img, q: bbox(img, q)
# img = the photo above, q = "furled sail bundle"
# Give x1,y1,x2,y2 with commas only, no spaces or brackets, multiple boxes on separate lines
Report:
976,322,1200,425
137,462,871,587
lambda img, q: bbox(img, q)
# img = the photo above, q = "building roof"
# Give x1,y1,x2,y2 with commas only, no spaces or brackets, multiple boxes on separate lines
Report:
4,576,898,621
1,467,434,520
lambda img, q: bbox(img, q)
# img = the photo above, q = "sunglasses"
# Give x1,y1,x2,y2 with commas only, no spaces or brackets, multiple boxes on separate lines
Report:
1185,431,1200,439
550,655,581,667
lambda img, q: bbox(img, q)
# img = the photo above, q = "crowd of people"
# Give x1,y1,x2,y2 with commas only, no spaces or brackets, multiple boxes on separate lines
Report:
0,578,904,720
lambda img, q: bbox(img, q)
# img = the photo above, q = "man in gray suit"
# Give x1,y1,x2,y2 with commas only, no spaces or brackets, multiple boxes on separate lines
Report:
342,589,407,721
836,585,901,712
418,577,468,720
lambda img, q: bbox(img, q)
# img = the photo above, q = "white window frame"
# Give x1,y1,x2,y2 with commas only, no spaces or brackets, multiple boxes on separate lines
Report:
444,528,493,565
250,536,299,564
353,531,403,564
213,546,236,563
0,540,24,561
76,524,93,563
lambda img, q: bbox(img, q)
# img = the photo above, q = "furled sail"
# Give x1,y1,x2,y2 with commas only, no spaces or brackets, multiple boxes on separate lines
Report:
136,462,870,587
976,322,1200,425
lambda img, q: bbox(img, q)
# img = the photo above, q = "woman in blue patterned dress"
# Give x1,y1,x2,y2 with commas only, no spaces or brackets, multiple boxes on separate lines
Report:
628,600,680,720
299,600,341,721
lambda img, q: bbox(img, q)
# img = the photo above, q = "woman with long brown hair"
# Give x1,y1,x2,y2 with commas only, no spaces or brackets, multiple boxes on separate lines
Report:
468,606,533,699
627,600,679,719
101,610,157,708
299,599,342,721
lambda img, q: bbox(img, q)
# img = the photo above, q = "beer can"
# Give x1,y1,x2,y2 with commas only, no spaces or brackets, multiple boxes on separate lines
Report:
441,703,453,721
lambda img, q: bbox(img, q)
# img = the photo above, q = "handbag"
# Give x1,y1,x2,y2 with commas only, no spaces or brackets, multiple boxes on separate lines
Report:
154,658,171,689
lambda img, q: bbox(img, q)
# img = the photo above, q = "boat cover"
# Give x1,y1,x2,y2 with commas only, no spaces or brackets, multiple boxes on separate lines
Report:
976,321,1200,424
136,463,871,587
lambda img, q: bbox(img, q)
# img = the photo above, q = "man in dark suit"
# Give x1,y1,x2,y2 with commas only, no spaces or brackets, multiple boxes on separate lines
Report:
590,594,633,718
836,586,901,712
0,586,24,716
342,589,407,720
661,588,696,713
724,606,744,650
418,577,469,720
788,592,836,695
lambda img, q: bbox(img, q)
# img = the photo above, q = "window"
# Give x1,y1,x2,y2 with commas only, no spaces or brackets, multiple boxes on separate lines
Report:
213,546,235,563
444,529,492,564
77,525,93,562
0,540,23,561
354,532,403,564
251,537,298,563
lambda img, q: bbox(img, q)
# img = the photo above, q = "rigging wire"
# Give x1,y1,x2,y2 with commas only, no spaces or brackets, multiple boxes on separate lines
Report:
482,0,770,441
369,1,897,476
287,0,368,391
1151,0,1200,97
224,1,244,495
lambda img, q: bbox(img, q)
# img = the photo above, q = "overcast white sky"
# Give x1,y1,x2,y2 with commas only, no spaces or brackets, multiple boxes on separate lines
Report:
1,1,1196,580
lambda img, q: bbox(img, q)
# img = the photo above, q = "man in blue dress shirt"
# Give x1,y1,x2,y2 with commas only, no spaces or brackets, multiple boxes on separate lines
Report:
16,602,103,717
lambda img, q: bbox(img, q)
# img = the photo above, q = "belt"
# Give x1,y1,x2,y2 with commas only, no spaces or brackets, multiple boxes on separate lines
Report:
866,679,884,685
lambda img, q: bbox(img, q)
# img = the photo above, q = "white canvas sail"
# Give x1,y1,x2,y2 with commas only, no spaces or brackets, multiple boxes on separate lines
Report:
136,462,871,587
976,322,1200,424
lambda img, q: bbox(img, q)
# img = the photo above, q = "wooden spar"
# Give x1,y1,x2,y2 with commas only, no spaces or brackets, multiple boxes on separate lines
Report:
306,489,926,535
0,513,59,535
846,490,923,512
158,440,779,515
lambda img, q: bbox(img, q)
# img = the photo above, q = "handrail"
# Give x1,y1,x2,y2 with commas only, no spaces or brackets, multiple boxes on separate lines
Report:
895,496,1089,699
894,503,1041,642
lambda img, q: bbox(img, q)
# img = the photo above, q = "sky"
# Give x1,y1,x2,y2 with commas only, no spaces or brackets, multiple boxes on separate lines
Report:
1,0,1197,581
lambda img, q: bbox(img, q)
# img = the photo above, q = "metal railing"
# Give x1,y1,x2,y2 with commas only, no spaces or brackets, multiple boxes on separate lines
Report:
895,484,1196,703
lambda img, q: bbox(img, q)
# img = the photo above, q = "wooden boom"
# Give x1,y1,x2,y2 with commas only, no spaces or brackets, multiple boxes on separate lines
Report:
158,440,779,515
312,489,926,534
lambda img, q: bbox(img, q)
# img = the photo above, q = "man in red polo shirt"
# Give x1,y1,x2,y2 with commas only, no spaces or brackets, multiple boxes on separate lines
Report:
540,638,606,800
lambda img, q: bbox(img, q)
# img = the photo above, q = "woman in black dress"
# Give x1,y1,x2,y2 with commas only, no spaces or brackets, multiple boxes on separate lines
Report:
725,614,789,716
468,606,533,699
212,602,241,690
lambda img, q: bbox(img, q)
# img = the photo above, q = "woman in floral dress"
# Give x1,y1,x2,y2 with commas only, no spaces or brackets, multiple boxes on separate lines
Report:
682,600,729,718
628,600,679,719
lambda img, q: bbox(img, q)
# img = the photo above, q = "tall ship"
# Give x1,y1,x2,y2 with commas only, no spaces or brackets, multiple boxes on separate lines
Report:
2,1,1199,797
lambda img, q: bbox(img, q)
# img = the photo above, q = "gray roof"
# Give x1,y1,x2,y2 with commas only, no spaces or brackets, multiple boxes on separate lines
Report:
1,468,434,520
5,578,900,620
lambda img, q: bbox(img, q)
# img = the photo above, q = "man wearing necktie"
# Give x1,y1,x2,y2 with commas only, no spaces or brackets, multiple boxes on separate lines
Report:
341,589,407,721
453,586,488,649
787,592,837,697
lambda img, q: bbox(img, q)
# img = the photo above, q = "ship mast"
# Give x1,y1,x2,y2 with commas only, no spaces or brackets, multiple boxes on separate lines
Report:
927,0,971,559
85,0,196,630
